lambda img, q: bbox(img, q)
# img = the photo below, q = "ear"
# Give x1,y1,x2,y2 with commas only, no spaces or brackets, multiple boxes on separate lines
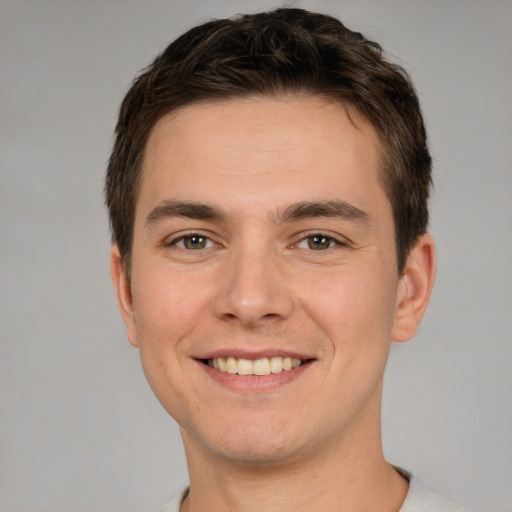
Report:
392,233,436,342
110,245,139,347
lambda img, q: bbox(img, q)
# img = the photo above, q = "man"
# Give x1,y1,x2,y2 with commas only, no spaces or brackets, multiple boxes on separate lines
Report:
106,8,468,512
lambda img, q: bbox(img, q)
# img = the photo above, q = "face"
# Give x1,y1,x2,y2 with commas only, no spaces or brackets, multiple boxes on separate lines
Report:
112,96,434,466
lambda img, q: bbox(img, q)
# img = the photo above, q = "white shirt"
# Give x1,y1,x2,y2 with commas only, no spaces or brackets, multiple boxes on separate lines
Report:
155,470,469,512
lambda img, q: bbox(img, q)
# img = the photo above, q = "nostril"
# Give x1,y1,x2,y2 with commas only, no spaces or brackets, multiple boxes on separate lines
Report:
213,274,294,326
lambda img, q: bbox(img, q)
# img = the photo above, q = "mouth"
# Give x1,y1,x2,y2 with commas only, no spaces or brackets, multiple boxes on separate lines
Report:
202,356,311,376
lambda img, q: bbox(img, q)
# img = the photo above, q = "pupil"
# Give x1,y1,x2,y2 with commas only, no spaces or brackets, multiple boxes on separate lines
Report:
185,236,206,249
309,235,330,250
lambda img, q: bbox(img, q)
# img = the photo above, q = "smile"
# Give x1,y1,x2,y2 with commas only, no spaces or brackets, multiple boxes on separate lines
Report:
205,356,306,375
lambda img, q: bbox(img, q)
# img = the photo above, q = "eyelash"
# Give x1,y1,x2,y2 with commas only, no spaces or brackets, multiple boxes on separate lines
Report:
164,232,219,250
164,231,347,252
294,232,347,251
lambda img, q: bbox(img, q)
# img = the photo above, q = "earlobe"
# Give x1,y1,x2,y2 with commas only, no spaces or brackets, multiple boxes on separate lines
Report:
110,245,139,347
392,233,436,343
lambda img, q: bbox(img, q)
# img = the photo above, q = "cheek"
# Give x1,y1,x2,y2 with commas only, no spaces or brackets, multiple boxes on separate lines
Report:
131,272,206,418
132,267,209,342
298,265,397,348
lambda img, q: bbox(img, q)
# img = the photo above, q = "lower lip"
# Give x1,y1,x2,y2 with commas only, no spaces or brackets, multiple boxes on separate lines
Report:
197,360,313,393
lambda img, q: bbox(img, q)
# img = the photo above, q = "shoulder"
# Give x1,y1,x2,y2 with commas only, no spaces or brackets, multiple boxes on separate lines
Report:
398,469,470,512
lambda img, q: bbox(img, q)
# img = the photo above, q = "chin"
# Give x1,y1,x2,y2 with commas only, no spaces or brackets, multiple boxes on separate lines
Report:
212,439,301,466
183,414,311,466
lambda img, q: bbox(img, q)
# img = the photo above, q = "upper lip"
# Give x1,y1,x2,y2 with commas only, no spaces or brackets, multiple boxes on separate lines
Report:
195,349,315,361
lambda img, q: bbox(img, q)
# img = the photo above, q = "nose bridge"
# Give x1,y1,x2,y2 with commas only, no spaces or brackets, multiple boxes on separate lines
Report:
213,235,293,326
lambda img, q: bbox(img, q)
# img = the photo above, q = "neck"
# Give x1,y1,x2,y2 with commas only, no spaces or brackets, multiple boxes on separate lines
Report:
179,390,408,512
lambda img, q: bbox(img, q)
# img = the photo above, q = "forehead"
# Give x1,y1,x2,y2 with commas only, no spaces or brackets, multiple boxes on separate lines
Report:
145,95,380,162
139,96,386,218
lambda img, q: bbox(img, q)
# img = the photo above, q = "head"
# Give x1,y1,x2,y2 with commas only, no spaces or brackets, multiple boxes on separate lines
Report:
105,8,431,277
107,8,436,467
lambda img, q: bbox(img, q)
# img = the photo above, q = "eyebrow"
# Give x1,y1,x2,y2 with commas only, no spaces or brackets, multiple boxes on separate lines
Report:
144,198,371,228
277,200,371,225
145,200,225,227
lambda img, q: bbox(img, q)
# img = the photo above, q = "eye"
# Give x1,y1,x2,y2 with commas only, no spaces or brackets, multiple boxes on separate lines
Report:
171,234,215,250
296,234,341,251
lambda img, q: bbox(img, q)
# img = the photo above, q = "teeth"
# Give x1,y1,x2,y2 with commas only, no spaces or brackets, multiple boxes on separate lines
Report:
270,356,283,374
207,356,306,375
237,358,253,375
226,356,237,374
218,357,227,372
253,358,271,375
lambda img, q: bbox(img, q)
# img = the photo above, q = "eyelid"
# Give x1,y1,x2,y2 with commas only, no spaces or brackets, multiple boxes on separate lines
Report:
162,229,349,250
294,230,349,246
163,230,220,248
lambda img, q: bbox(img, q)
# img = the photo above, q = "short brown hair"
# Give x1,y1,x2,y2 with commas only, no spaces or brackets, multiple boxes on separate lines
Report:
106,8,431,274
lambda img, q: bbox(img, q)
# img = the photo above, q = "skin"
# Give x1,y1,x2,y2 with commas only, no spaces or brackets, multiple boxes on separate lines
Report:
111,96,436,512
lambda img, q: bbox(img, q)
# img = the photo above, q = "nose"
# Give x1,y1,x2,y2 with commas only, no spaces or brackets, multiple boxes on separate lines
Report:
213,242,294,327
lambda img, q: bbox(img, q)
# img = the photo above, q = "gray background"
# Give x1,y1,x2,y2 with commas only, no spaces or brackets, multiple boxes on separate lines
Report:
1,1,511,511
